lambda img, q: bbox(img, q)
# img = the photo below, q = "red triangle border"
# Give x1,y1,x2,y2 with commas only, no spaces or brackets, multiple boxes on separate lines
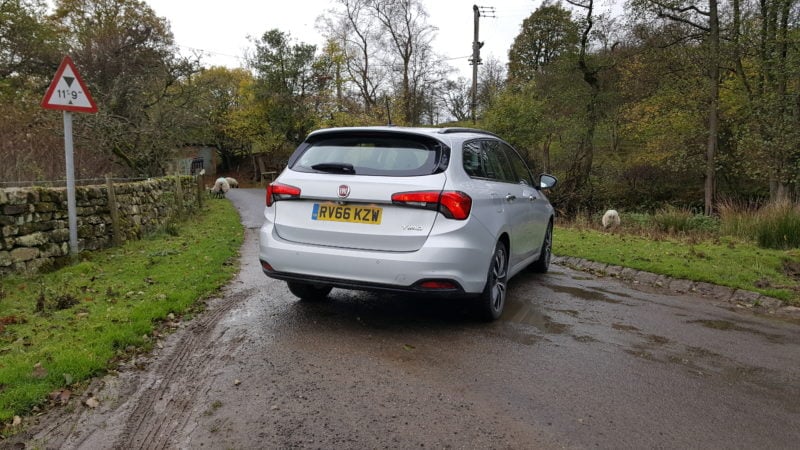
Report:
41,55,98,113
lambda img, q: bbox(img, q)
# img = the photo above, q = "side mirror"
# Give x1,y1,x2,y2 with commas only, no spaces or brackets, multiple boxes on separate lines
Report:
538,174,558,190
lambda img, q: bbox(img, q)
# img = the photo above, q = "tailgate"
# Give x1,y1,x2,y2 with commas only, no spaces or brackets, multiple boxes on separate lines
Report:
274,173,447,252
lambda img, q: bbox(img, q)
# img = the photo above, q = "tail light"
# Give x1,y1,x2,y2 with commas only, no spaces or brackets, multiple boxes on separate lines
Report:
266,182,301,207
391,190,472,220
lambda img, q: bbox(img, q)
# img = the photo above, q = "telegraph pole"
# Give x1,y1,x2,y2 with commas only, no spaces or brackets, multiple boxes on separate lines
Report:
471,5,495,124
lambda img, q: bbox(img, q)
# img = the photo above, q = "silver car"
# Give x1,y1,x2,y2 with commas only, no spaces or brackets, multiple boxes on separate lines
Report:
259,127,557,320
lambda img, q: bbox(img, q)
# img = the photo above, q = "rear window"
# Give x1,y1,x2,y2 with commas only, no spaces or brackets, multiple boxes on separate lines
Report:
289,132,448,176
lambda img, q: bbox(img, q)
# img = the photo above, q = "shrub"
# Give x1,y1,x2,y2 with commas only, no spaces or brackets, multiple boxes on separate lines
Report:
718,199,759,239
651,206,719,235
754,202,800,250
719,199,800,249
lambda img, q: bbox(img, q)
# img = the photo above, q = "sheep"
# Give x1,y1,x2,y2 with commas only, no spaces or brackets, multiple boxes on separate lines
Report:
210,177,230,198
601,209,621,229
225,177,239,188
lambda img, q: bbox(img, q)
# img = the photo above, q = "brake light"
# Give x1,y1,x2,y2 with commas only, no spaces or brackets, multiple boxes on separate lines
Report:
439,191,472,220
266,182,301,206
391,190,472,220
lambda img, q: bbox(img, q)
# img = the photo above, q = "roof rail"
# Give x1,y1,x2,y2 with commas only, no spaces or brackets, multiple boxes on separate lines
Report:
438,127,500,138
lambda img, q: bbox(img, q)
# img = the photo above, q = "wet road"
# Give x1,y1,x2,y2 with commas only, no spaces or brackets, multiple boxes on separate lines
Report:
22,188,800,449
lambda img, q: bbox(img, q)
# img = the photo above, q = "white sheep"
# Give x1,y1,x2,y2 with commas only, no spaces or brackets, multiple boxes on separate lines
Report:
210,177,230,198
225,177,239,188
602,209,621,229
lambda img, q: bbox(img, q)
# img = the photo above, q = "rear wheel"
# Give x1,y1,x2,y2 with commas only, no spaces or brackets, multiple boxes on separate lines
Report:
530,222,553,273
476,241,509,321
287,282,332,301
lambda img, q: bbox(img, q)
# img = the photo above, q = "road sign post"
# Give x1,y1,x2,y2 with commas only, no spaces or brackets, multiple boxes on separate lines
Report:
63,111,78,257
41,56,98,258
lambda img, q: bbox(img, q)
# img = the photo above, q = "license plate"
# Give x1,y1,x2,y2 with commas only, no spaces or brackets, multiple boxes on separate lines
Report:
311,203,382,225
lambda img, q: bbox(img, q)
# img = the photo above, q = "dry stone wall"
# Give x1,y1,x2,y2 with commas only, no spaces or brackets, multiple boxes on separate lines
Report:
0,177,200,276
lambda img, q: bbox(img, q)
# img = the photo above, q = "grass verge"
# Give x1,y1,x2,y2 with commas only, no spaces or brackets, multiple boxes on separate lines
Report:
554,226,800,305
0,199,243,424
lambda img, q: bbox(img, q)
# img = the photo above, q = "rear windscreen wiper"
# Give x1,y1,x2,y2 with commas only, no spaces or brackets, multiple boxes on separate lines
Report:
311,163,356,174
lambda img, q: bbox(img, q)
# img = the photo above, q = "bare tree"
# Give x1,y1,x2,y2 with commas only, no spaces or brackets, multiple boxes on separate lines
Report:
441,77,472,122
319,0,386,114
477,57,506,115
369,0,437,124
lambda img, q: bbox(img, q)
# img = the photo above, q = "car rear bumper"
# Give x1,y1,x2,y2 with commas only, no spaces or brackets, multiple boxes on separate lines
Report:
258,223,492,294
261,268,471,297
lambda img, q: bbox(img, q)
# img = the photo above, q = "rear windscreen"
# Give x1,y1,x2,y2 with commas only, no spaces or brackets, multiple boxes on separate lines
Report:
290,133,448,176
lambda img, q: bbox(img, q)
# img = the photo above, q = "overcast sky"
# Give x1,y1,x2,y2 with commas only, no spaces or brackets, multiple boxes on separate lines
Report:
143,0,555,79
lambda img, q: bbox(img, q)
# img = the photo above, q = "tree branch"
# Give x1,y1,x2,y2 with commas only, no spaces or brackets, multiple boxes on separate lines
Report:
656,10,710,31
649,0,710,16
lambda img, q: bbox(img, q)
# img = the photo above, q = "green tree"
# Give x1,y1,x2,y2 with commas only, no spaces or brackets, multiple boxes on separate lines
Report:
184,67,254,172
507,1,579,84
1,0,65,183
483,82,547,165
729,0,800,202
0,0,62,81
633,0,724,214
243,29,318,160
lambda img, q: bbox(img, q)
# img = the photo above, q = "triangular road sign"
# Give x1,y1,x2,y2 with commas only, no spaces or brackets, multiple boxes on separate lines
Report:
41,56,98,113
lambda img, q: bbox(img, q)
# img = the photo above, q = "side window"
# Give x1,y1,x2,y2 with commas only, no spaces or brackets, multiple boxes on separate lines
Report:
501,143,535,186
462,140,487,178
483,140,517,183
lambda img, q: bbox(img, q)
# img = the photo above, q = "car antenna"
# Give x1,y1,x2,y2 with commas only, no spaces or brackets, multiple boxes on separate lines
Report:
385,96,393,126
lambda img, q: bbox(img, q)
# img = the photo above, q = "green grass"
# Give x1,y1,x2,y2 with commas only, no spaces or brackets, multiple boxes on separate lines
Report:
0,200,243,424
554,226,800,304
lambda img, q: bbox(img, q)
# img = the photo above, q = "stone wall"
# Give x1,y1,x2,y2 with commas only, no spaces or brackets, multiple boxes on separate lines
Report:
0,177,200,276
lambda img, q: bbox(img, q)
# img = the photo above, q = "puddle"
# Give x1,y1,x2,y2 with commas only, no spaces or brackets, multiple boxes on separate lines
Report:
612,323,640,332
691,319,738,330
686,345,722,359
502,296,569,334
625,348,656,360
688,319,784,343
646,334,671,345
545,284,622,304
591,287,633,299
485,326,543,346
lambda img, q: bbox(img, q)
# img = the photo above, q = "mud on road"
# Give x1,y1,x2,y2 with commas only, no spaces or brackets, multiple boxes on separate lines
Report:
10,189,800,449
17,228,560,449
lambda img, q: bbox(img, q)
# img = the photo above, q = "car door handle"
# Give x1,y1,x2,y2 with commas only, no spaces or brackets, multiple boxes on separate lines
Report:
505,194,516,202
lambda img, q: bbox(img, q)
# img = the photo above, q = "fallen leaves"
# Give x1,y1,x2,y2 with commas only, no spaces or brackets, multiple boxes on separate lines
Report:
0,315,26,326
84,395,100,409
0,315,26,333
49,389,71,405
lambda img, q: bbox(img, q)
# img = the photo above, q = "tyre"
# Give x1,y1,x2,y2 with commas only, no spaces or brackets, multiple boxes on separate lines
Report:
529,221,553,274
475,241,509,321
287,282,332,301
